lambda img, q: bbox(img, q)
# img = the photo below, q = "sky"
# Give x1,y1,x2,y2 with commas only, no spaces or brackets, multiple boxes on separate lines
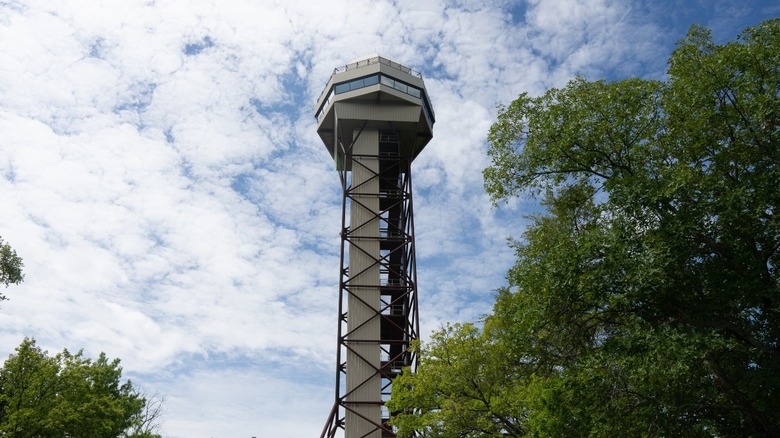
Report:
0,0,777,436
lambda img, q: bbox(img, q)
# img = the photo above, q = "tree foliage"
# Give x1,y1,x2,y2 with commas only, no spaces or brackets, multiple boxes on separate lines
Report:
390,19,780,437
0,236,24,300
388,325,528,437
0,338,163,438
123,390,166,438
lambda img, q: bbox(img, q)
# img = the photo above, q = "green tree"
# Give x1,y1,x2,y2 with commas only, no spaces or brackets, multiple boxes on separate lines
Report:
123,390,166,438
0,339,60,436
390,19,780,437
0,338,163,438
0,236,24,300
388,324,527,437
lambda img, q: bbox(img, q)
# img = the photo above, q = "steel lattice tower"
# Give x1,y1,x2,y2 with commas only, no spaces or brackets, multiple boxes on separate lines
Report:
315,55,434,438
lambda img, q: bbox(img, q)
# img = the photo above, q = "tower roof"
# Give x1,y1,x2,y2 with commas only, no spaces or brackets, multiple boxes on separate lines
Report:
335,54,423,78
315,55,434,169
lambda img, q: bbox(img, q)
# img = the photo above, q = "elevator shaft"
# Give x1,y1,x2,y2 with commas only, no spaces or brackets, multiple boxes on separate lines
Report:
321,129,419,438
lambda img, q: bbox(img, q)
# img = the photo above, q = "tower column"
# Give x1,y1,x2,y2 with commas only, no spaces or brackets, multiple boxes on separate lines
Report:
346,129,382,438
316,55,434,438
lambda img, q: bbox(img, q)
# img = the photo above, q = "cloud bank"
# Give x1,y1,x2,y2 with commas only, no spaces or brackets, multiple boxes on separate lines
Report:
1,0,776,436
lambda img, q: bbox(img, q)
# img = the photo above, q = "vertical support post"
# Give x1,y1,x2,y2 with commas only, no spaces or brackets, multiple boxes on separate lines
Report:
346,129,382,437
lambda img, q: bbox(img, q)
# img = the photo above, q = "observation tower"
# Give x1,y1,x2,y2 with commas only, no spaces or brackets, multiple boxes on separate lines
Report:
315,55,434,438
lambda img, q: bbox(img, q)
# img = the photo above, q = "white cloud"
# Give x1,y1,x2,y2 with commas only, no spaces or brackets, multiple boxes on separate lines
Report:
141,364,333,438
0,0,774,435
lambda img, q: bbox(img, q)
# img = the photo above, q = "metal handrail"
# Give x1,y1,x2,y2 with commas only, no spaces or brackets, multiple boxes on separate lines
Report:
334,55,422,78
316,56,424,111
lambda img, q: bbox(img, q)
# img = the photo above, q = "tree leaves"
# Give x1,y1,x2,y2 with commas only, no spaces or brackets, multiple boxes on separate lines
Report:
388,324,527,437
0,338,161,438
0,236,24,300
392,18,780,437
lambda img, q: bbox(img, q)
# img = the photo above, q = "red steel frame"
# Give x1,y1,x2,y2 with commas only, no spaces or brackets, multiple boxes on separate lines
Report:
321,129,421,438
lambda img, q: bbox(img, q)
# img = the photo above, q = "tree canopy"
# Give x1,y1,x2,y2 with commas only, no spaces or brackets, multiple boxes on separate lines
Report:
389,19,780,437
0,338,163,438
0,236,24,300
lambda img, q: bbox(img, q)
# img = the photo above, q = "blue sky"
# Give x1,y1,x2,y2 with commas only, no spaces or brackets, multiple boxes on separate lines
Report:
0,1,777,436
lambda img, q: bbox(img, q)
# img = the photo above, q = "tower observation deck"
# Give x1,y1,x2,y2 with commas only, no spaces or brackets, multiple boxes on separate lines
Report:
316,55,434,438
